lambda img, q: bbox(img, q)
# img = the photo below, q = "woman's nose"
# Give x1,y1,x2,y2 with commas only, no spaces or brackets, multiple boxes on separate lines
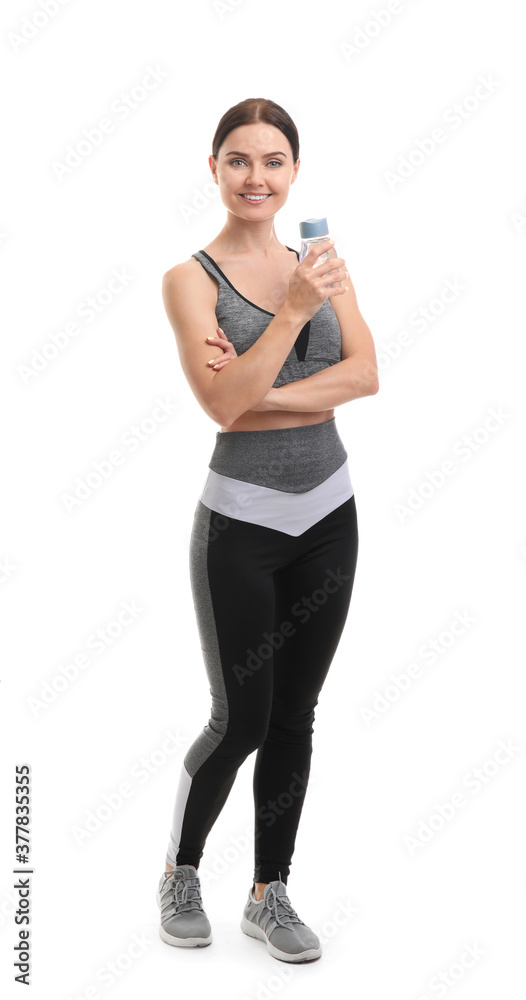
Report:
246,167,264,184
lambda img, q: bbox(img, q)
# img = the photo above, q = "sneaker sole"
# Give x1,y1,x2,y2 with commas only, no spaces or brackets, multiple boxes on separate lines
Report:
156,889,212,948
240,914,321,963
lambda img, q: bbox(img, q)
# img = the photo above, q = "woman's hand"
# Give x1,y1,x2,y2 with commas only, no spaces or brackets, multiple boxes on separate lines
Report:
205,327,238,370
285,240,349,323
203,328,283,410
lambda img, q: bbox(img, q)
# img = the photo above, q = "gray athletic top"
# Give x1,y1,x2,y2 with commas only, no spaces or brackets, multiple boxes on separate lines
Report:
191,249,352,533
192,248,343,388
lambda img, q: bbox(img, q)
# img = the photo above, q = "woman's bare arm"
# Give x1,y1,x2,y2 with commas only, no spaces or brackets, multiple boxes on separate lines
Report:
162,242,348,425
162,259,308,428
252,353,379,413
248,270,379,412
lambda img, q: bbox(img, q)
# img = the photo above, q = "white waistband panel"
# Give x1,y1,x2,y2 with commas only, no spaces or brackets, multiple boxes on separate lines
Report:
198,460,354,536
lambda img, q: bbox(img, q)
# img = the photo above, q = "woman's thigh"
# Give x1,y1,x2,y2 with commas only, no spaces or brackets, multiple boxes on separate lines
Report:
189,500,296,745
269,496,359,727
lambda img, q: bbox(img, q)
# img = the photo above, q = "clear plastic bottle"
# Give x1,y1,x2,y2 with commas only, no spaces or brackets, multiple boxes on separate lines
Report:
299,217,342,287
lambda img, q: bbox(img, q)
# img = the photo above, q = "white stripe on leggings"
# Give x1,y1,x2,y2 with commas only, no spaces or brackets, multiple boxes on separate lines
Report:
198,459,354,536
166,763,192,867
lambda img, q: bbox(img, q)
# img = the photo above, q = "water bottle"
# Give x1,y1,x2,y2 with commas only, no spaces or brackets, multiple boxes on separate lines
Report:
299,217,342,287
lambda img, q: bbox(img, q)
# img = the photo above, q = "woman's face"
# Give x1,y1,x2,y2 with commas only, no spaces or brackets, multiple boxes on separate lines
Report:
210,122,299,220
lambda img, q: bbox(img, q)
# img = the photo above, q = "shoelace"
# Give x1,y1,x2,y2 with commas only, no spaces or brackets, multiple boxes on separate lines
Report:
164,870,204,914
264,885,304,931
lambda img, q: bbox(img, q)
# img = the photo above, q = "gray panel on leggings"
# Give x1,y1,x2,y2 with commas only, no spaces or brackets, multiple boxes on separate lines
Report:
184,500,229,778
208,418,348,493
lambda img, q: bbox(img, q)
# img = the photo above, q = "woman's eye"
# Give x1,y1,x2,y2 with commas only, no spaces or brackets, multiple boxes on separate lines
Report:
229,159,282,167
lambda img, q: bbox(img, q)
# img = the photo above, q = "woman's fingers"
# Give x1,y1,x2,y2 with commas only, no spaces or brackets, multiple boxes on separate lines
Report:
205,327,237,369
208,356,234,368
207,346,232,364
206,327,226,342
205,328,237,368
206,344,236,366
206,334,232,347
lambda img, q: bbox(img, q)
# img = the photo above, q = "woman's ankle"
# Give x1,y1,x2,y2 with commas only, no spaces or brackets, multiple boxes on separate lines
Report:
254,881,268,901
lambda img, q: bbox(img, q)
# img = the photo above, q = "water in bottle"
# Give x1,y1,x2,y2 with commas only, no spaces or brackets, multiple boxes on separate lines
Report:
299,217,342,287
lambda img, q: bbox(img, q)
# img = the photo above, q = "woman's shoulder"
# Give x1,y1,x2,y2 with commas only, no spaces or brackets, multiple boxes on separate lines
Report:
163,253,203,279
162,253,215,293
161,254,219,333
161,254,220,323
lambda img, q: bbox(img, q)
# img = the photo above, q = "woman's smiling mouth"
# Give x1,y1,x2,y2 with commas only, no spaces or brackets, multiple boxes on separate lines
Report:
239,193,272,203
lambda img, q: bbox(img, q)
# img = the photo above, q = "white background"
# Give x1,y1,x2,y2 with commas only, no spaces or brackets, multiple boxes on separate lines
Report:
1,0,525,997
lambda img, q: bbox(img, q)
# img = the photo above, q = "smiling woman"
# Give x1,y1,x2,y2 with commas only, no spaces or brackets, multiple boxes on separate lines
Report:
159,96,378,963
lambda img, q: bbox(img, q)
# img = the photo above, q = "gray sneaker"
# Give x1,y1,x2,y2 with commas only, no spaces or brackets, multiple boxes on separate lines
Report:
241,877,322,963
157,864,212,947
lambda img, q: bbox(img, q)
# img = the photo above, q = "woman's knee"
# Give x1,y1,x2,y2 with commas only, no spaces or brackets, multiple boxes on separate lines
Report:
227,718,269,755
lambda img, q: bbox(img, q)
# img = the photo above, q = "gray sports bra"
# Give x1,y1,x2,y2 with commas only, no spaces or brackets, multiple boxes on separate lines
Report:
192,248,343,389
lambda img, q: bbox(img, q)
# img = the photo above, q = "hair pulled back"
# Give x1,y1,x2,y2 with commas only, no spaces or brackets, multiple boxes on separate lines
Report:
211,98,299,164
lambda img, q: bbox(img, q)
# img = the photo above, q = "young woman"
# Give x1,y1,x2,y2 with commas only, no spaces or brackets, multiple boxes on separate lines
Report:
158,97,378,964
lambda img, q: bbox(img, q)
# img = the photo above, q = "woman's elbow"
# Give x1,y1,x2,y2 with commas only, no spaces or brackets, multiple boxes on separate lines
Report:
203,400,232,428
363,357,379,395
350,356,379,397
203,394,236,429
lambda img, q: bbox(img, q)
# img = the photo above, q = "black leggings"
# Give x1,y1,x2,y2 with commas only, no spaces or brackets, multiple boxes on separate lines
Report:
166,491,359,885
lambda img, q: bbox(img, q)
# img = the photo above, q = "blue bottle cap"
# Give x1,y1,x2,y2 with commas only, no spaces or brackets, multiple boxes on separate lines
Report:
299,217,329,239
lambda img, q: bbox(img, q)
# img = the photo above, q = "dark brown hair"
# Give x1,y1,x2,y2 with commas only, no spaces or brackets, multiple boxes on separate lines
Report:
211,98,299,164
